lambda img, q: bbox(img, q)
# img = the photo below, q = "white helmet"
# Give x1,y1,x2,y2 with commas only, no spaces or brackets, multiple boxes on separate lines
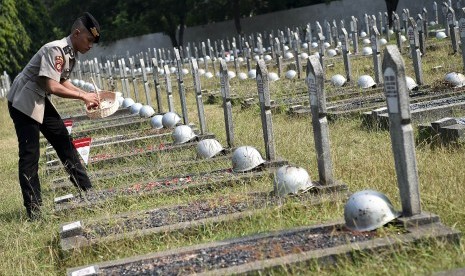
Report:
327,49,337,57
248,69,257,79
331,74,347,87
231,146,265,172
362,38,371,45
301,42,309,49
198,69,206,76
264,55,273,61
204,72,214,79
405,76,418,91
78,79,85,87
268,72,280,82
162,112,181,128
360,31,367,38
284,52,294,60
129,103,143,114
227,71,236,79
300,52,309,60
122,98,135,108
172,125,197,144
445,72,465,88
323,42,331,48
238,72,248,80
400,35,407,43
357,75,376,89
150,114,164,129
311,42,318,48
139,105,155,118
285,70,297,79
274,165,314,197
344,189,400,232
196,139,224,159
117,96,124,107
379,38,388,45
71,79,79,86
169,66,177,74
182,68,189,75
362,46,373,56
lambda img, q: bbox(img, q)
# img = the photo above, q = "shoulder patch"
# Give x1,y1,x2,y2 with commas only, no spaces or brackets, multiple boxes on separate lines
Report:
55,56,64,73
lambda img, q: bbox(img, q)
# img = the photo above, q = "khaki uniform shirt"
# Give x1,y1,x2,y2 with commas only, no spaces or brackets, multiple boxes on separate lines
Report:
7,36,77,123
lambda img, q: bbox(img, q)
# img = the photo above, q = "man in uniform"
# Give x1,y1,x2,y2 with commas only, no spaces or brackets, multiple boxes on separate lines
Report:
7,12,101,220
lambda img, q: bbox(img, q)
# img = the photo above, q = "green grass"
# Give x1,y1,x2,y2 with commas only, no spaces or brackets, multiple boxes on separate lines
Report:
1,35,465,275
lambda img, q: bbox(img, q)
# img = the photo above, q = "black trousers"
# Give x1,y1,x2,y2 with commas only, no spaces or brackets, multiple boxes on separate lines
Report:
8,98,92,214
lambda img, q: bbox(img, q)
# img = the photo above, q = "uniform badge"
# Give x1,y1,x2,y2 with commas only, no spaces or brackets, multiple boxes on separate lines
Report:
55,56,64,73
63,45,75,58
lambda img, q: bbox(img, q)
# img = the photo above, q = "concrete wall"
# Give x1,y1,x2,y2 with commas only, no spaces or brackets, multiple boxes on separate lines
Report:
82,0,438,60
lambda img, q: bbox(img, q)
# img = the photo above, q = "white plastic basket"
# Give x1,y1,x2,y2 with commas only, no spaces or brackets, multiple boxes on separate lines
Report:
85,90,119,119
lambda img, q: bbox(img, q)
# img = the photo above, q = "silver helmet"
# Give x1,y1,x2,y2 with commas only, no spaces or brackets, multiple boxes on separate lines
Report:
274,165,315,197
122,98,135,108
129,103,143,114
150,115,164,129
357,75,376,89
405,76,418,91
344,189,400,232
331,74,347,87
172,125,197,144
444,72,465,88
162,112,181,128
197,139,224,159
231,146,265,172
139,105,155,118
362,46,373,56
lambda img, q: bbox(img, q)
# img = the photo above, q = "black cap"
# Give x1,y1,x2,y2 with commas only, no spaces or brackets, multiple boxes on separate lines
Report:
80,12,100,43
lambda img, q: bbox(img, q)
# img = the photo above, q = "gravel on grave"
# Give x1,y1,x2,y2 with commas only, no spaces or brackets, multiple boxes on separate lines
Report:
68,168,238,204
83,193,280,239
100,226,380,275
53,166,148,185
89,142,174,163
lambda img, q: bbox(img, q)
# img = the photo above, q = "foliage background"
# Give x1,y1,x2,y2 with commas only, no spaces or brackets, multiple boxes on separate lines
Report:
0,0,337,77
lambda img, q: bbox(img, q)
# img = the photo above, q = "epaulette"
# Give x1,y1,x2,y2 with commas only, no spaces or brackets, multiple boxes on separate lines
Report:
63,45,75,58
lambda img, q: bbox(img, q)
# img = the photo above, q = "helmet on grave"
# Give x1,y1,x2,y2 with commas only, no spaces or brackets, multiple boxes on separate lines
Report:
344,189,400,232
268,72,280,82
285,70,297,79
162,112,181,128
129,103,143,114
248,69,257,79
445,72,465,88
150,114,164,129
405,76,418,91
274,165,315,197
231,146,265,172
122,98,135,108
362,46,373,56
327,49,337,57
139,105,155,118
357,75,376,89
436,31,447,39
172,125,197,144
331,74,347,87
360,31,367,38
197,139,224,159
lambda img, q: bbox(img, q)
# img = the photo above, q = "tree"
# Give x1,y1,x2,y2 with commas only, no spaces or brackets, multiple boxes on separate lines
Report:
0,0,31,75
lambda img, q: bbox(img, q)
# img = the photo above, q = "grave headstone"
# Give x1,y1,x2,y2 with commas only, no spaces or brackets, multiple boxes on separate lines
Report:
190,58,207,134
318,33,326,75
219,60,235,148
325,21,333,45
139,59,151,106
293,32,302,78
163,64,175,112
129,57,140,102
443,2,451,36
232,42,239,74
256,60,276,161
274,37,283,77
245,42,252,72
393,13,403,53
422,8,429,38
370,25,382,84
416,15,427,55
350,16,359,54
201,42,209,71
306,56,334,185
434,1,439,24
460,8,465,71
151,58,163,113
447,7,460,53
174,48,189,125
364,13,370,35
382,45,421,216
340,27,352,82
408,17,424,85
385,12,391,41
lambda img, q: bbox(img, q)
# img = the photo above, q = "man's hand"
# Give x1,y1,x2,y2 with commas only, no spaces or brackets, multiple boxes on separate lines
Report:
83,92,100,109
